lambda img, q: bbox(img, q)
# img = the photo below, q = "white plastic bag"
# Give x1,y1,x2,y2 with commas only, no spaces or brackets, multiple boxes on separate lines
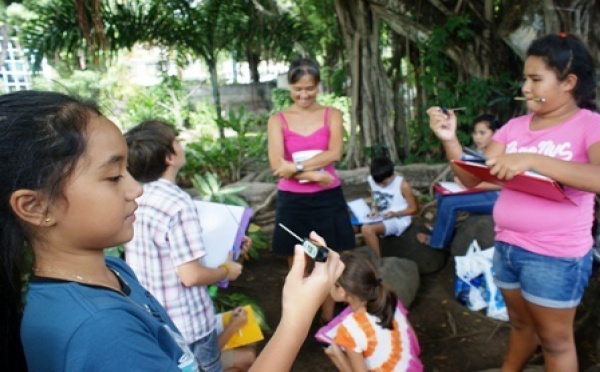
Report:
454,240,508,320
454,241,488,311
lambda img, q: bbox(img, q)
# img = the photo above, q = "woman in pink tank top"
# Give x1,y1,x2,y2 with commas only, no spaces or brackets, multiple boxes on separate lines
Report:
267,59,356,322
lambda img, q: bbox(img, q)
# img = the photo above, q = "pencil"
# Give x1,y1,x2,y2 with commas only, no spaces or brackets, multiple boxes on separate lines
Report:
514,97,545,102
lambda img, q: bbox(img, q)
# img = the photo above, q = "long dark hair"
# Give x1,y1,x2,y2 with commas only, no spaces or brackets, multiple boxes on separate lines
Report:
527,33,597,111
0,90,99,369
472,114,501,132
287,58,320,84
338,251,398,330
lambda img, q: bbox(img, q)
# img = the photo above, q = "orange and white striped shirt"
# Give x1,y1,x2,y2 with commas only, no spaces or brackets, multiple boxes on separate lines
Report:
333,303,422,372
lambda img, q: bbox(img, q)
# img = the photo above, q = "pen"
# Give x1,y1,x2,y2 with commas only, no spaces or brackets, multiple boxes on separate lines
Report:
440,107,466,115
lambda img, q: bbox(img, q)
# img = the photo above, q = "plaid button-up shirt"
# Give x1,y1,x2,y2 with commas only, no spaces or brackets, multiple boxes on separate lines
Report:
126,178,215,344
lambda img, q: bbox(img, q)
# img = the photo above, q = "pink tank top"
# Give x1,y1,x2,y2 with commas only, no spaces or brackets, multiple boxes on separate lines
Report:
277,107,341,193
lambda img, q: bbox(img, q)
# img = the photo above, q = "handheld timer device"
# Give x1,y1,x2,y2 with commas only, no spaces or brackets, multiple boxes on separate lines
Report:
278,223,329,262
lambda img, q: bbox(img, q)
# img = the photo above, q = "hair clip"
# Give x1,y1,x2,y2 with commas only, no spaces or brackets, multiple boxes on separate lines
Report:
375,277,383,286
559,32,567,39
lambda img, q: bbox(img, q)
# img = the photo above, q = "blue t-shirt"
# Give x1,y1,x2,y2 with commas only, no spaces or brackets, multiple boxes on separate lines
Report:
21,256,198,371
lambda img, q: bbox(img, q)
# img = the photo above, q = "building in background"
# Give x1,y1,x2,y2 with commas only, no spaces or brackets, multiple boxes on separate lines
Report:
0,27,32,93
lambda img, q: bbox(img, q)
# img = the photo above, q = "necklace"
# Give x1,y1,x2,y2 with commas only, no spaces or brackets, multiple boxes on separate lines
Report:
32,267,122,293
32,266,162,320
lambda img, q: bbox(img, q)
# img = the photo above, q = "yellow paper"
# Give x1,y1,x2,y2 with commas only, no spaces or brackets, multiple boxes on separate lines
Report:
221,305,264,351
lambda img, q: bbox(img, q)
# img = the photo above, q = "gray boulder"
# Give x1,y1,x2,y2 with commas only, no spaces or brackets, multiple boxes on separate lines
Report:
352,246,420,308
379,224,448,274
450,215,495,256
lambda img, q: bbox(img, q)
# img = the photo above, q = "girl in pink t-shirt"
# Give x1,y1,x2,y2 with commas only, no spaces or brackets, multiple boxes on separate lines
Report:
428,33,600,371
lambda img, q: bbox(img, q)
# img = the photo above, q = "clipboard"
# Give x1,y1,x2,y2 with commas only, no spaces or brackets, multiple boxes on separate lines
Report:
218,305,264,350
315,302,408,344
452,159,572,203
194,200,252,287
315,306,353,344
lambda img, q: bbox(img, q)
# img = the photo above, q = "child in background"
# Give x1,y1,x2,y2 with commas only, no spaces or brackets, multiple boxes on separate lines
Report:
0,90,346,370
124,120,244,371
428,33,600,370
324,251,423,371
417,114,501,249
361,157,418,256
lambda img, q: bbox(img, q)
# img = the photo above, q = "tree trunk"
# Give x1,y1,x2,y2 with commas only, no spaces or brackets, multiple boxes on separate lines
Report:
246,50,262,110
389,32,410,161
208,60,225,140
334,0,398,168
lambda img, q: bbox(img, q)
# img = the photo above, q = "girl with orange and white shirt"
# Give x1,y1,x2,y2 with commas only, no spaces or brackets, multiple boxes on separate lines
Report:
325,252,423,371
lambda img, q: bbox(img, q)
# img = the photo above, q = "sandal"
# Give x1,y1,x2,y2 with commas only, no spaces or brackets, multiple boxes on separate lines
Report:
416,232,432,246
424,223,434,232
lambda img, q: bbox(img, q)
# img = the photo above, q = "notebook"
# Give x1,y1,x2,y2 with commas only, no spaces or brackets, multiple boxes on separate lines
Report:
216,305,264,350
347,198,384,224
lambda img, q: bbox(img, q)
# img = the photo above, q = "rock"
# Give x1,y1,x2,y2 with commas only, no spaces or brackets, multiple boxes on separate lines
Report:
352,246,420,307
379,224,448,274
378,256,420,308
450,215,495,256
227,181,277,207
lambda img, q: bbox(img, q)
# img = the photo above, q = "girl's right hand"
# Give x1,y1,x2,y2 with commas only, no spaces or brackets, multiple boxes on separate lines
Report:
367,210,379,218
427,106,458,142
230,307,248,330
281,233,344,325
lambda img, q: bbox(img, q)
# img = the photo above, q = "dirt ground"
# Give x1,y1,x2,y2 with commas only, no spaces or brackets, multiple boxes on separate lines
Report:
227,241,513,371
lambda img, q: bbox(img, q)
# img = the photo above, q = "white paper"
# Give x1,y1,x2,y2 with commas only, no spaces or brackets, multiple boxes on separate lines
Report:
438,181,467,193
347,198,383,224
292,150,323,183
194,200,248,268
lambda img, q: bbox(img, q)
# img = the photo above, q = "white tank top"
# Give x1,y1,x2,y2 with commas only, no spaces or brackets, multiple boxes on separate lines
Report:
367,175,408,213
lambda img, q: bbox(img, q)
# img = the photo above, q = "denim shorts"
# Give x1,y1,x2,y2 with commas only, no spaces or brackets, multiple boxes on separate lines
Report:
190,329,222,372
493,241,593,308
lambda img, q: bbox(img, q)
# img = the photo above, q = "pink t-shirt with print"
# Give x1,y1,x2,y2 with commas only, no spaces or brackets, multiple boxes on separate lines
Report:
492,109,600,257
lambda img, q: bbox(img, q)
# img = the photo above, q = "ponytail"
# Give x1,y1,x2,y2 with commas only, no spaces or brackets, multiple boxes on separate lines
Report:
366,281,398,330
338,252,399,330
0,215,27,370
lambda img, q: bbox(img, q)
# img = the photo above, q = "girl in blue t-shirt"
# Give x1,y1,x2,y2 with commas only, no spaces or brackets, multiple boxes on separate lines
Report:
0,90,344,371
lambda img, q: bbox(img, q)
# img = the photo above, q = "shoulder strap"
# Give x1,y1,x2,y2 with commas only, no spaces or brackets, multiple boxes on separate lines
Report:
323,107,331,127
278,112,289,130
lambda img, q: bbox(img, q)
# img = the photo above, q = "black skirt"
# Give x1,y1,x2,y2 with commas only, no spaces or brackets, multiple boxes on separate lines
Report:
272,186,356,256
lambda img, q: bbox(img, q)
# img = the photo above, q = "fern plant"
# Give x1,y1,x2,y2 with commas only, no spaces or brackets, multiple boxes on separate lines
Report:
192,172,248,207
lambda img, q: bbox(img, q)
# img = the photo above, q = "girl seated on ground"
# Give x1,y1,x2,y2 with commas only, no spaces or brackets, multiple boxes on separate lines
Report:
324,251,423,371
418,114,502,249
